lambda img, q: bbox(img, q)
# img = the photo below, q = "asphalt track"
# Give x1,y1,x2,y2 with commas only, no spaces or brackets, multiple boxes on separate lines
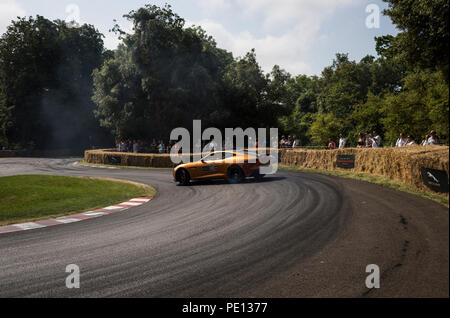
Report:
0,157,448,297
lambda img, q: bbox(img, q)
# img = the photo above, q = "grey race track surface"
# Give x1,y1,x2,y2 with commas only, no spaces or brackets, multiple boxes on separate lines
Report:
0,157,448,297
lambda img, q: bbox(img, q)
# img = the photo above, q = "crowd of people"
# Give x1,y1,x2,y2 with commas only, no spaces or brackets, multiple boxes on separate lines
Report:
395,130,440,147
116,139,169,154
115,130,442,154
326,129,441,150
327,131,380,150
115,136,281,154
279,135,301,148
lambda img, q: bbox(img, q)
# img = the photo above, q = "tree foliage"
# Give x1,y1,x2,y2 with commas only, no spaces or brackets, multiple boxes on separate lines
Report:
0,15,111,150
0,3,448,150
381,71,449,144
93,5,284,140
383,0,449,80
94,5,235,139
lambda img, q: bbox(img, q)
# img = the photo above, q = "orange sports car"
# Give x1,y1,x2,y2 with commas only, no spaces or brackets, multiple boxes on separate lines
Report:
173,150,268,185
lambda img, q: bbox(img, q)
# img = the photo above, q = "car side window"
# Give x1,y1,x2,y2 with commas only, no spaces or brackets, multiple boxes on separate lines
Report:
203,152,224,162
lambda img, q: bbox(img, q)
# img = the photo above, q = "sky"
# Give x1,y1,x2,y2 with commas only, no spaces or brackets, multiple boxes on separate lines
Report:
0,0,399,76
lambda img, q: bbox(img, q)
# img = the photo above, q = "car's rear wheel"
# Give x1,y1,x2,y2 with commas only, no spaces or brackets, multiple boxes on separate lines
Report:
228,166,244,184
176,169,190,186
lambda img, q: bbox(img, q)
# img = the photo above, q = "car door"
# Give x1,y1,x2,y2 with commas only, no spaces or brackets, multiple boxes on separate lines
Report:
197,152,226,179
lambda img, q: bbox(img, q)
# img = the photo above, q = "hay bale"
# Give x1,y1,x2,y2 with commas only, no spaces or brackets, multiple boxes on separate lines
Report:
281,146,449,194
0,150,17,158
84,149,175,168
85,147,449,194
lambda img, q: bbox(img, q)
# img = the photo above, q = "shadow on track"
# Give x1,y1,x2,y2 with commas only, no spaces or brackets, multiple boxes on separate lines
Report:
180,176,286,187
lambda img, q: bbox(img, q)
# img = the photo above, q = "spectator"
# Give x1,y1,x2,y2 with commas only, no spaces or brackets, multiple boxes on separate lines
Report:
292,135,301,148
138,140,146,153
365,132,372,148
280,135,287,148
426,130,439,145
133,140,139,153
371,131,382,148
150,139,158,153
120,141,127,152
421,135,429,146
406,135,416,146
338,134,346,149
328,138,336,150
395,133,407,147
357,133,365,148
286,136,293,148
157,140,165,154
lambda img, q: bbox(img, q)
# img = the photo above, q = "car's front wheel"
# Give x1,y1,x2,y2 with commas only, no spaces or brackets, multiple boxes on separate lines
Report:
227,166,244,184
176,169,190,186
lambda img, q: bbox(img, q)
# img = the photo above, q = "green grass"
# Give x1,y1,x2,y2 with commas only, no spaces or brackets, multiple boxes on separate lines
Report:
0,175,156,225
280,165,449,207
77,160,171,170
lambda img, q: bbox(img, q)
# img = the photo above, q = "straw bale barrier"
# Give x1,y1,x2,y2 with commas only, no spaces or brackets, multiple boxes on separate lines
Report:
281,146,449,192
84,149,175,168
0,150,17,158
84,148,273,168
85,146,449,194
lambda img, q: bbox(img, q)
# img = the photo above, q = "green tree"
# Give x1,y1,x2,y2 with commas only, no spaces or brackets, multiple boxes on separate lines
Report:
0,81,13,148
371,36,406,95
0,15,110,150
383,0,449,80
94,4,234,140
308,113,345,147
277,74,320,145
220,50,276,129
350,93,385,142
318,54,373,119
382,71,449,145
93,45,146,140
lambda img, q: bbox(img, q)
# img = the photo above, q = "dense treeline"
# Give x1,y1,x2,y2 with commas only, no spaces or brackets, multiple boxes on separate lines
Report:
0,1,448,151
0,16,112,150
92,5,283,141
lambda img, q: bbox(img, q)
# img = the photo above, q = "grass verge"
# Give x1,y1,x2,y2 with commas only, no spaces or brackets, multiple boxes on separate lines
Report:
0,175,156,226
77,160,171,170
280,165,449,207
